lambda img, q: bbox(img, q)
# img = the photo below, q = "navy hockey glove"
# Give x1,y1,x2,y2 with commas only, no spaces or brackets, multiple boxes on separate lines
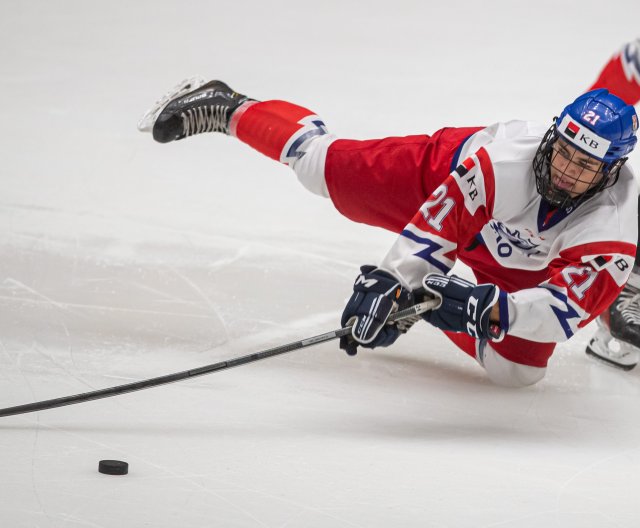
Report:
421,273,504,340
340,265,413,356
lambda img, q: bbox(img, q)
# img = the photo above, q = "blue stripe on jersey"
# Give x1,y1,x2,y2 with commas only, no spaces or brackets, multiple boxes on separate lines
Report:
449,132,477,173
400,230,451,274
536,198,578,233
285,119,328,160
544,287,579,339
498,290,510,334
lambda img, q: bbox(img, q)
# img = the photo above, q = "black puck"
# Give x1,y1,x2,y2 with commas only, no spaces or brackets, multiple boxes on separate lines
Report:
98,460,129,475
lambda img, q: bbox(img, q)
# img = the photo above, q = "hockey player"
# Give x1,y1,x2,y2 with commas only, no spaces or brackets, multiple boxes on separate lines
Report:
138,77,638,388
582,38,640,370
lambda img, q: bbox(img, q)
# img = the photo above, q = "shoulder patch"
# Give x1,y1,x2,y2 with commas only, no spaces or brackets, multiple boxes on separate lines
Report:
451,154,487,215
585,253,634,287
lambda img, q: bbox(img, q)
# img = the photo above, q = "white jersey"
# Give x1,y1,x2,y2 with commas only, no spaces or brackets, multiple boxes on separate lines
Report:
380,120,637,344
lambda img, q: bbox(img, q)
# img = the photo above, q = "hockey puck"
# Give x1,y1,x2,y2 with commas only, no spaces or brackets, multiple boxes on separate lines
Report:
98,460,129,475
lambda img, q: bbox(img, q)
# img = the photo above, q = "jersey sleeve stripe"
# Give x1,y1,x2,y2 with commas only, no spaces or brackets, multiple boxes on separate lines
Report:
449,130,481,172
475,147,496,216
558,241,637,261
399,229,453,274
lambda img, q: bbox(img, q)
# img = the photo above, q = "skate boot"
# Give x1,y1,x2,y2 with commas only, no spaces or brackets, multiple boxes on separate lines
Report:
586,274,640,370
137,77,252,143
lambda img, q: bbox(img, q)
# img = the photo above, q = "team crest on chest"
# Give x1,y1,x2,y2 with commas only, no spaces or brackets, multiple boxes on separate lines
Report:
489,220,543,258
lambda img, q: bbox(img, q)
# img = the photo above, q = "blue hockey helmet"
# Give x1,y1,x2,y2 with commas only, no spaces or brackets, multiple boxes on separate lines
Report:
555,88,637,164
533,89,638,209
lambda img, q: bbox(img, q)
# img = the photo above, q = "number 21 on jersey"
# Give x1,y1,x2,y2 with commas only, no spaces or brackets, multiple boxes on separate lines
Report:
419,184,454,232
561,265,598,300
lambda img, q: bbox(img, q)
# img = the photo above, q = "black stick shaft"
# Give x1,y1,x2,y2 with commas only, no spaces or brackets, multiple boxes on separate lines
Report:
0,299,438,418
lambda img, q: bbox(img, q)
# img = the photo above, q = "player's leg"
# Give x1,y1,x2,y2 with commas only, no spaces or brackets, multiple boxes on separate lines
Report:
318,130,481,232
445,332,550,387
588,38,640,106
139,78,481,233
480,343,548,387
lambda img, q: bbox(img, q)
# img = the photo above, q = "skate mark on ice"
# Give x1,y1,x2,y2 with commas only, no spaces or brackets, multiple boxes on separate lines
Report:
57,512,107,528
0,338,14,370
228,310,340,351
30,342,98,393
29,427,54,527
4,278,78,314
13,420,273,528
178,232,250,272
1,202,59,213
16,352,54,527
15,417,368,528
120,279,200,305
0,294,216,319
166,265,230,344
554,444,640,520
476,510,566,528
123,218,356,270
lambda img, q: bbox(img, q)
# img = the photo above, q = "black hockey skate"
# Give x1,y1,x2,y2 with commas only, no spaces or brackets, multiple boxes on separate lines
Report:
137,77,251,143
586,279,640,370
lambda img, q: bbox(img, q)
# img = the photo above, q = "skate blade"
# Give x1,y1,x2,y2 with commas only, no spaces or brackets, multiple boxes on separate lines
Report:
137,76,206,132
585,345,638,371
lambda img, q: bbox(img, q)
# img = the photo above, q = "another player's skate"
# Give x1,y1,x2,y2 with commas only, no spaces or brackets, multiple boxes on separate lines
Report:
137,78,252,143
586,326,639,370
586,275,640,370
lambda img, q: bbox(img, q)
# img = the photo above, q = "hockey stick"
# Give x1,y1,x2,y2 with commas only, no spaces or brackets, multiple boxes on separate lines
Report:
0,298,439,418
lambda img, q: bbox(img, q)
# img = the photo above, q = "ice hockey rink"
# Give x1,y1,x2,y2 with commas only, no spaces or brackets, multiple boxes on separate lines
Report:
2,1,640,526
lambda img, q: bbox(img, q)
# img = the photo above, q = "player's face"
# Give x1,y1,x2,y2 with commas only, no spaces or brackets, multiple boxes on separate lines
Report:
549,138,605,198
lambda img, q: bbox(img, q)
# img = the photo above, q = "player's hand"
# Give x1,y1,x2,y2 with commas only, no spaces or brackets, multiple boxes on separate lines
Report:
340,266,413,356
421,273,504,341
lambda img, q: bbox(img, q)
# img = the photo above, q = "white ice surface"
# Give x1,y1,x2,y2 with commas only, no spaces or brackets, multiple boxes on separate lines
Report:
2,1,640,527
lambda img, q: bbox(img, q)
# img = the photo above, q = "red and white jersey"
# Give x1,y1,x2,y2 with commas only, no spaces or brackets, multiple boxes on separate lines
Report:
380,120,638,344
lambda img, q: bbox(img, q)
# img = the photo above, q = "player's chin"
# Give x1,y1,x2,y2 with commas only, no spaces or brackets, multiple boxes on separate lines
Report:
550,177,576,196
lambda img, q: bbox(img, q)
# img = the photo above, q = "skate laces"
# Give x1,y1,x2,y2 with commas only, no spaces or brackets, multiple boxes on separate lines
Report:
616,291,640,325
181,105,230,136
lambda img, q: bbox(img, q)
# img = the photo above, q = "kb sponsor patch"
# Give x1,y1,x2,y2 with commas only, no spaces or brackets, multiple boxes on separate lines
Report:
557,115,611,159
